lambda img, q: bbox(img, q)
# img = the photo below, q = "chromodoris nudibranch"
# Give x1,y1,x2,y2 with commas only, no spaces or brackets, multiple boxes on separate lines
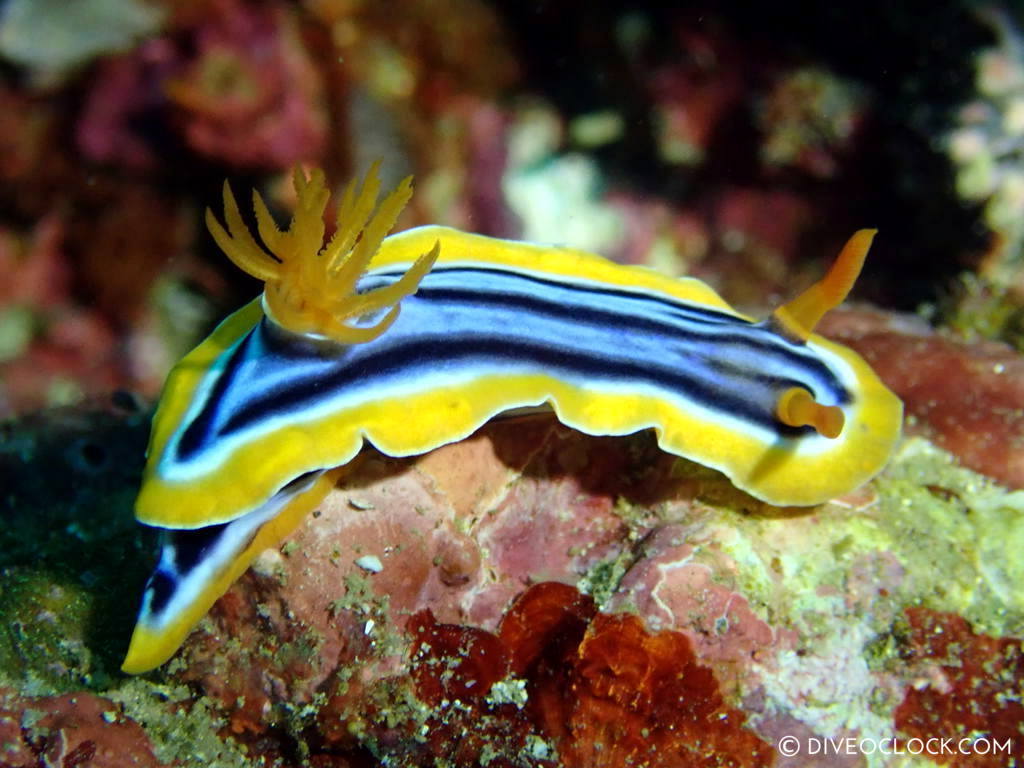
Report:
121,164,901,673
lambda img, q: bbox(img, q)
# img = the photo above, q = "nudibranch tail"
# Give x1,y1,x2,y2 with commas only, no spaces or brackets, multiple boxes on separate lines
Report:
121,469,340,674
772,228,877,342
204,161,440,344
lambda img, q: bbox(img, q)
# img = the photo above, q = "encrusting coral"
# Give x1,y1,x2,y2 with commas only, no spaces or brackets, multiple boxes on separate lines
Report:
320,581,775,767
895,607,1024,767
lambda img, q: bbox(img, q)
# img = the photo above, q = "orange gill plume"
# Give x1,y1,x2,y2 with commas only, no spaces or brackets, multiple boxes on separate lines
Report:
205,162,440,344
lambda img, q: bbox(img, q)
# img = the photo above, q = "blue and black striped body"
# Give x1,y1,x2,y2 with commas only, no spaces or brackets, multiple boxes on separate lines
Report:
124,222,901,674
167,261,851,478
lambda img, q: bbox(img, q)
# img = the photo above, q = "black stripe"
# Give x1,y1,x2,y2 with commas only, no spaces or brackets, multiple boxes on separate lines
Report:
217,334,818,439
169,524,226,575
173,265,848,461
381,263,827,373
374,263,750,326
145,569,177,615
175,329,262,455
411,283,811,361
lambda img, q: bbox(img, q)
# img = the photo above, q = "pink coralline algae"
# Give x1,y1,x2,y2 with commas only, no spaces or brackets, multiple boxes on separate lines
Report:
606,525,782,697
820,308,1024,490
164,0,328,169
162,418,783,762
0,689,164,768
75,0,329,173
76,40,178,171
0,216,123,417
172,419,625,711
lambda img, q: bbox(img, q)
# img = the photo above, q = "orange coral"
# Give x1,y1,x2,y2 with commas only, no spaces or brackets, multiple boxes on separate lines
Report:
568,613,773,767
500,583,775,768
311,582,774,766
400,582,776,767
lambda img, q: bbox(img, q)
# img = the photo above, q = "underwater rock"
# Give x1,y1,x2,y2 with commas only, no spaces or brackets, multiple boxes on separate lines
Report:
0,689,165,768
894,607,1024,767
1,377,1022,764
146,411,919,762
821,307,1024,490
172,418,638,714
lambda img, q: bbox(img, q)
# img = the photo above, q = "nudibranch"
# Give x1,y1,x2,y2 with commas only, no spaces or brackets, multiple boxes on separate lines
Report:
122,164,902,673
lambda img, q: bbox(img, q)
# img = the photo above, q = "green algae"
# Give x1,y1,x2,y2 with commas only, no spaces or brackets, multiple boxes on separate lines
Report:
0,571,256,765
877,437,1024,636
0,568,97,694
577,500,644,609
106,679,252,768
708,437,1024,643
677,436,1024,759
0,404,156,687
577,551,633,608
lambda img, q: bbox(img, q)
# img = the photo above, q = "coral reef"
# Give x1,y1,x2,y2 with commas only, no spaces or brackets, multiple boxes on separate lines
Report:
165,0,329,169
894,607,1024,768
821,307,1024,490
944,7,1024,353
75,415,1014,764
1,1,1023,765
0,689,165,768
948,8,1024,295
2,388,1024,764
